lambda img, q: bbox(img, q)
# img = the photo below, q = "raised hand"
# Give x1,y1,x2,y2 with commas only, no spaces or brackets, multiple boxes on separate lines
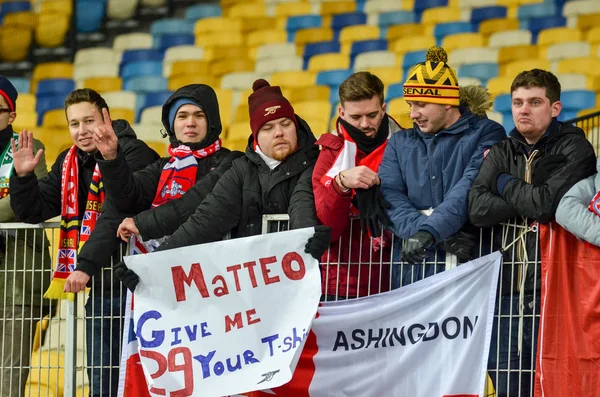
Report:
117,217,140,242
337,165,380,190
12,129,43,177
92,107,118,160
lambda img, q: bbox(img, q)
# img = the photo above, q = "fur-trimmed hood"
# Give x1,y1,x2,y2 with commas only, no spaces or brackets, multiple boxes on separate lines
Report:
459,84,494,117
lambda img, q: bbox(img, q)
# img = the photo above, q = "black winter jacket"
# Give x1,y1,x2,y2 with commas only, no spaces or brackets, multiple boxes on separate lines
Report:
468,119,596,295
156,115,320,252
10,119,159,297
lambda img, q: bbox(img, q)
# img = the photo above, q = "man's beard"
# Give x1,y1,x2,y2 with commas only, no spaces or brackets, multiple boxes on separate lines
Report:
271,141,293,161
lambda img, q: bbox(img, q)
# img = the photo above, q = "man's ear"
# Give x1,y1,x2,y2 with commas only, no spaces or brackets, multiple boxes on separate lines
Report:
551,100,562,118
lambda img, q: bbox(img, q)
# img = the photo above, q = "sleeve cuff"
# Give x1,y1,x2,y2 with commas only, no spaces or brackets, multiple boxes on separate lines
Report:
331,177,352,197
75,261,97,278
496,173,515,195
419,225,440,245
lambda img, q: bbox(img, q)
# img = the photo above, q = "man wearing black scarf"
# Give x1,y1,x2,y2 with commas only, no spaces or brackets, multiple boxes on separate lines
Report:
312,72,402,300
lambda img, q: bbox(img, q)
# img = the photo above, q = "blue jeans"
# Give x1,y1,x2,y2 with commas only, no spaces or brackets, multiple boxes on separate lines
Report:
488,294,540,397
85,295,125,397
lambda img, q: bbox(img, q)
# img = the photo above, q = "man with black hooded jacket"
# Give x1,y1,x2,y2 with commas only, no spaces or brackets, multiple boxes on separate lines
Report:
9,88,159,397
114,79,330,291
468,69,596,397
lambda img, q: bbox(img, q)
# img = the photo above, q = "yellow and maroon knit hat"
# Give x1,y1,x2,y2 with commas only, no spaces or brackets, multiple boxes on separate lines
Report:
403,46,459,106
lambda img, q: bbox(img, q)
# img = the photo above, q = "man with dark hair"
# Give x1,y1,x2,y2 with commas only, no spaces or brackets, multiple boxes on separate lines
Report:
0,76,50,397
9,88,159,397
468,68,596,397
379,46,505,288
114,79,329,291
312,71,400,299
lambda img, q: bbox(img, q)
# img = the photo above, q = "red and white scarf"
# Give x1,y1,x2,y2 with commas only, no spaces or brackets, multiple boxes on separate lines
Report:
45,146,106,300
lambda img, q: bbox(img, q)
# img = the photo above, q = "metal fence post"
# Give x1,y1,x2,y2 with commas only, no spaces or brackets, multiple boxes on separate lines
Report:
63,295,77,397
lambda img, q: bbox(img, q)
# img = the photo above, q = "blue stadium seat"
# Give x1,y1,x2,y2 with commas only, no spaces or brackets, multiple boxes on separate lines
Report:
434,22,474,45
154,34,195,51
76,0,105,33
121,61,163,79
502,114,514,133
303,41,341,69
561,90,596,111
414,0,448,18
559,110,579,121
471,6,506,26
36,79,75,98
331,13,367,39
35,95,67,126
378,11,416,37
124,76,167,93
522,16,566,43
458,63,499,84
350,39,387,65
151,19,195,36
317,69,353,88
402,50,427,70
286,15,322,42
185,4,221,21
493,94,512,113
120,49,164,75
0,1,30,22
9,77,30,94
518,3,558,19
386,83,404,101
136,90,173,121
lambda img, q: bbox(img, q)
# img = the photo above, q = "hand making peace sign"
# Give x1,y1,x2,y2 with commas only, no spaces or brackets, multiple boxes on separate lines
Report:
92,107,118,160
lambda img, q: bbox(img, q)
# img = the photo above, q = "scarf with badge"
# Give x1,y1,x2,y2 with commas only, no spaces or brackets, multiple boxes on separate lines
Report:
0,127,19,198
45,145,106,300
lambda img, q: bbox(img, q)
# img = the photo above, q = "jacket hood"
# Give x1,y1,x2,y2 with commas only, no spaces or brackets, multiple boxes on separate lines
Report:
245,114,318,166
161,84,222,150
459,85,493,117
113,119,137,140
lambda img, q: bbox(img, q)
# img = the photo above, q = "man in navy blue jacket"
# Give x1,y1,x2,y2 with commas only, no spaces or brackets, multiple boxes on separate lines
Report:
379,46,506,288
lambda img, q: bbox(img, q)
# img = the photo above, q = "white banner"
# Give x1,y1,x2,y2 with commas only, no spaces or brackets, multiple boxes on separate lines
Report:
249,251,501,397
124,227,321,397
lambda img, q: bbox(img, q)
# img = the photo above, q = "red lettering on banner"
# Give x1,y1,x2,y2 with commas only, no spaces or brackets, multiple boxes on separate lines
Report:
225,309,262,332
140,347,195,396
226,264,243,291
140,350,167,395
172,263,209,302
246,308,261,326
281,252,306,280
211,275,229,297
243,261,258,287
260,256,281,285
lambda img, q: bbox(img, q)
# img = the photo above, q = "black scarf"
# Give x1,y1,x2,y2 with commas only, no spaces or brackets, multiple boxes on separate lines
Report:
338,114,389,155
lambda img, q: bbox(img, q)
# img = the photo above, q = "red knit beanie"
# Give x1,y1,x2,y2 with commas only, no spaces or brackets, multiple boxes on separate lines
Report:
248,79,296,142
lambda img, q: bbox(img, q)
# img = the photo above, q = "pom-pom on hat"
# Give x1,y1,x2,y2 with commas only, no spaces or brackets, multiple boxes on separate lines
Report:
403,46,460,106
248,79,296,142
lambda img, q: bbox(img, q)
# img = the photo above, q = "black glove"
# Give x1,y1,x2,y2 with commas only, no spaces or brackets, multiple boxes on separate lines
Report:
304,225,331,260
114,261,139,293
532,154,566,187
354,185,392,237
440,231,478,261
402,230,435,263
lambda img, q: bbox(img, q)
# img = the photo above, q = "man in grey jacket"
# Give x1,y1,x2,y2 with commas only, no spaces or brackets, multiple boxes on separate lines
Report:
556,157,600,245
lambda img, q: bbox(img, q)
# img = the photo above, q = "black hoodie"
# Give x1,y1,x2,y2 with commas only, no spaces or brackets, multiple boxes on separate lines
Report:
10,119,159,297
76,84,243,287
156,114,319,252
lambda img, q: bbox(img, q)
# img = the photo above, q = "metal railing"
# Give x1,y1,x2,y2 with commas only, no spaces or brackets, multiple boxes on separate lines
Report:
567,110,600,153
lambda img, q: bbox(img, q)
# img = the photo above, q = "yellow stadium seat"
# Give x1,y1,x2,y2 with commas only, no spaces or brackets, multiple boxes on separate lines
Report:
387,24,424,42
40,0,73,16
589,75,600,91
293,101,331,122
305,118,329,137
227,121,250,140
389,112,412,129
0,26,32,62
82,77,122,93
211,58,254,78
204,45,248,62
36,12,69,48
196,32,244,48
27,349,64,396
234,100,250,123
442,33,486,53
24,383,57,397
588,27,600,44
578,13,600,32
222,137,248,152
479,18,520,37
501,59,551,78
498,45,539,65
391,35,436,55
269,71,317,88
578,107,600,118
537,27,583,47
110,108,135,124
76,385,90,397
558,58,600,77
401,0,415,10
388,98,410,115
228,2,265,18
421,7,461,31
320,1,356,17
168,75,217,91
169,60,211,78
214,88,233,128
241,17,279,34
275,2,312,17
247,29,287,48
14,110,37,129
3,11,37,29
194,17,243,35
295,27,334,47
288,86,331,103
364,66,403,86
42,109,66,128
486,76,514,97
308,53,350,72
339,25,380,54
33,62,74,81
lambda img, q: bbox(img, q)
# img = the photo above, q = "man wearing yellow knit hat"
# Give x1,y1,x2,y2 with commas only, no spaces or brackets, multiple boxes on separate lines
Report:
379,46,505,287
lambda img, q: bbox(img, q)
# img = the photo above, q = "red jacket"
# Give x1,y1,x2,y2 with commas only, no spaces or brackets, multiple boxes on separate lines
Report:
312,131,392,298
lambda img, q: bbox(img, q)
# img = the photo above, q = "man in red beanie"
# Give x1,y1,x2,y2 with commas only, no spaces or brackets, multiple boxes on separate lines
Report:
115,79,330,291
